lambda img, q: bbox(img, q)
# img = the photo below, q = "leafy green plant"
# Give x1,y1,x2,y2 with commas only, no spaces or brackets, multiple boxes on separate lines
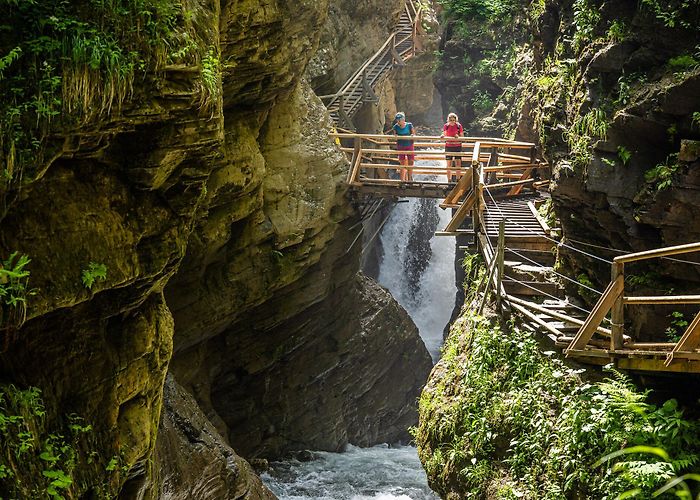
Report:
0,251,33,328
471,90,494,116
566,108,608,169
572,0,601,52
617,145,632,166
606,20,628,42
640,0,696,29
81,262,107,289
596,446,700,498
666,311,688,342
692,112,700,131
0,385,113,498
197,47,221,114
645,154,680,191
667,54,699,72
415,308,700,499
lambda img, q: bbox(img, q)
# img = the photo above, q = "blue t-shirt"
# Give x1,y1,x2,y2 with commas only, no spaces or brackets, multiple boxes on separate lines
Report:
392,122,414,147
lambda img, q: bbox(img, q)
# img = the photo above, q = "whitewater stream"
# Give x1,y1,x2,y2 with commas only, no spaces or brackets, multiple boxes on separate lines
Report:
262,167,455,499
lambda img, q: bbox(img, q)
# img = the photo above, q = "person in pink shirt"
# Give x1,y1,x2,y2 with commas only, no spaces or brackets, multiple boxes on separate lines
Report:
441,112,463,181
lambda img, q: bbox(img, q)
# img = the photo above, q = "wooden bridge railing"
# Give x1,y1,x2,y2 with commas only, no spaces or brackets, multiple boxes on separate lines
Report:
566,242,700,367
331,133,545,234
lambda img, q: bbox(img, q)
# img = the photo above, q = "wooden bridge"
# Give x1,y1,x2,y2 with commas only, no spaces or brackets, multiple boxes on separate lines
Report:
320,0,424,130
332,132,700,374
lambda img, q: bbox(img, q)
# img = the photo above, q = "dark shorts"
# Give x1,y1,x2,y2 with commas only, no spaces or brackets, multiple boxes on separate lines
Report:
445,144,462,161
397,144,414,163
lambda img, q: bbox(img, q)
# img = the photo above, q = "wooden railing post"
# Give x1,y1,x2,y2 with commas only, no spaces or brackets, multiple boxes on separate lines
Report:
610,261,625,350
472,142,481,235
496,220,505,311
346,137,362,184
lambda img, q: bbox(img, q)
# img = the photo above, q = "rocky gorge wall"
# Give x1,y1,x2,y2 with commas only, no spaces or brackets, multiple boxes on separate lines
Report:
435,0,700,335
0,0,434,497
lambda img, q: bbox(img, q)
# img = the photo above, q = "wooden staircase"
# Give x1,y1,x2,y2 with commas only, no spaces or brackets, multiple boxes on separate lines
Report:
326,1,420,128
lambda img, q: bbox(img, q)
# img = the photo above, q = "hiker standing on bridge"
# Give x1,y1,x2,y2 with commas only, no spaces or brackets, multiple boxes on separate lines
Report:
441,112,463,182
391,112,415,182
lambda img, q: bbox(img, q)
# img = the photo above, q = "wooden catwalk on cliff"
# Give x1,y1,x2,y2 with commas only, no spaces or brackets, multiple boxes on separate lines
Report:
332,131,700,375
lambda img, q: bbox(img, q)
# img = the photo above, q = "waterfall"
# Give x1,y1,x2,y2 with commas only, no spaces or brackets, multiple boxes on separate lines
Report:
377,175,457,361
261,168,453,499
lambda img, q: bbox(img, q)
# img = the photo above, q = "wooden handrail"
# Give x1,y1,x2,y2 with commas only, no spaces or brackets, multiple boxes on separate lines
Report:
615,242,700,263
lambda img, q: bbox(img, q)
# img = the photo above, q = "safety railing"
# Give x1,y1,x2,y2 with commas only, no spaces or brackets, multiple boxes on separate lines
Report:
566,242,700,366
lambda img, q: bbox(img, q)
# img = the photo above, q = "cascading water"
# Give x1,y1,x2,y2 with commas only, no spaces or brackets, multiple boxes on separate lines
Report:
376,173,456,361
261,162,454,499
261,445,437,499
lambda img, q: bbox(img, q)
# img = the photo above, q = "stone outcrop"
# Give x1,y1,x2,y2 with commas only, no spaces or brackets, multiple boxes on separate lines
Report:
156,375,275,499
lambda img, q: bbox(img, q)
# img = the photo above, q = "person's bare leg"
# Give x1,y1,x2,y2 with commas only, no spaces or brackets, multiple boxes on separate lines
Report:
446,156,453,181
455,158,462,179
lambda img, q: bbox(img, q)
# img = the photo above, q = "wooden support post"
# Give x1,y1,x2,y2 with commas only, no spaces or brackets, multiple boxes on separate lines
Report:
391,34,405,67
471,143,481,236
496,220,505,311
347,137,363,184
610,261,625,351
361,70,379,103
566,275,624,354
338,94,354,130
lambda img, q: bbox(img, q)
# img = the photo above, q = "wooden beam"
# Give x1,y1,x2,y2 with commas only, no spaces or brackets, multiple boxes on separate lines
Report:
511,302,567,340
619,357,700,374
610,262,625,350
566,275,624,354
443,193,476,232
441,168,473,207
507,168,533,196
507,295,615,338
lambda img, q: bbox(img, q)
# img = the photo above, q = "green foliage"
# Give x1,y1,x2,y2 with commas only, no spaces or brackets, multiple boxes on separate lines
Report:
692,112,700,131
617,146,631,166
667,54,700,72
197,47,221,114
0,0,182,194
572,0,601,52
606,20,628,42
415,311,700,499
0,251,33,327
640,0,698,29
645,153,680,191
81,262,107,289
665,311,688,342
0,385,113,498
566,108,608,169
438,0,518,23
471,90,495,116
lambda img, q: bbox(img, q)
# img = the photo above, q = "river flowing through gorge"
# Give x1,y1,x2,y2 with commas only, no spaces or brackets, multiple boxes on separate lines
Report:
261,168,456,499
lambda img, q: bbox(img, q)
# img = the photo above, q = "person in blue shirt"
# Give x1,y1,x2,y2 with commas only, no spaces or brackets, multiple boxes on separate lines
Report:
391,112,415,182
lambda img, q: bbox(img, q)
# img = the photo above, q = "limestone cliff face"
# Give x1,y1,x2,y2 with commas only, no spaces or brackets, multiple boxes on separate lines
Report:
0,0,433,497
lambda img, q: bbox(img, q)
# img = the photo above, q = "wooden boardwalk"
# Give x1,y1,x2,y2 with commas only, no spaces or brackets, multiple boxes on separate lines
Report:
330,131,700,374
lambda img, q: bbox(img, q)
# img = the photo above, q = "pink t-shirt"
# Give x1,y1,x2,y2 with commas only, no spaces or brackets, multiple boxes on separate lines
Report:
443,122,463,147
